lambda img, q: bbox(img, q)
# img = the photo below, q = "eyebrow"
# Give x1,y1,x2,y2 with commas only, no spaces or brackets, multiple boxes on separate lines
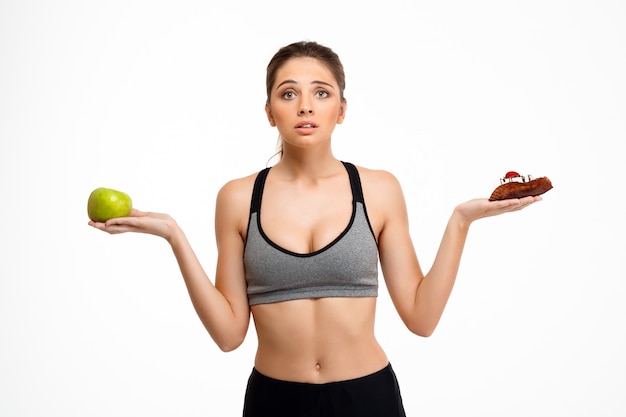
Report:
275,80,336,90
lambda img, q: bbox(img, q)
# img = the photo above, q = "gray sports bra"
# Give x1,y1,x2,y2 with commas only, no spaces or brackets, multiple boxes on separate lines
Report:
244,162,379,306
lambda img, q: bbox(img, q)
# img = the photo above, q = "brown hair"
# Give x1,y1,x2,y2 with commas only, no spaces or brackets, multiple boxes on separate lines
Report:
265,41,346,103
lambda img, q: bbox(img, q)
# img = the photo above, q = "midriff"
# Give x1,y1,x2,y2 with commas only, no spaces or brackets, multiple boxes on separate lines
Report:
250,297,388,383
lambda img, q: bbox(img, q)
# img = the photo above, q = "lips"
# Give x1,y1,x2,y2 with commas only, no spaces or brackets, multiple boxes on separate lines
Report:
296,121,318,129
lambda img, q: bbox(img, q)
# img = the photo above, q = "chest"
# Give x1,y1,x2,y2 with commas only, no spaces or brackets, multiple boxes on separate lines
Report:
260,181,353,255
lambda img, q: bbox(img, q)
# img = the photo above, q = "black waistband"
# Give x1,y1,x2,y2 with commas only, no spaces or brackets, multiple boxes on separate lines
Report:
249,362,393,387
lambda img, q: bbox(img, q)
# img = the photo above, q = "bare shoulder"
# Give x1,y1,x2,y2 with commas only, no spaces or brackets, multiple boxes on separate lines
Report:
352,165,407,235
217,171,259,205
352,165,404,200
215,170,262,235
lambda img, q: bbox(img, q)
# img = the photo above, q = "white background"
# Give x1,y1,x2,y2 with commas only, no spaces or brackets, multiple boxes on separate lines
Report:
1,1,625,416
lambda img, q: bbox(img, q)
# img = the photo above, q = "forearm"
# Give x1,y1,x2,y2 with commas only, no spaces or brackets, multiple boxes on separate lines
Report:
167,224,246,351
413,207,471,335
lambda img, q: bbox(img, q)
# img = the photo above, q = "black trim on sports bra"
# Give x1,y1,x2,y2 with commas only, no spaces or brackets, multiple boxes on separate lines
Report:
246,162,372,257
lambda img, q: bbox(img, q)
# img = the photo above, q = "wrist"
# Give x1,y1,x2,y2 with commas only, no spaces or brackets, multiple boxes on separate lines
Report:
164,218,184,245
450,206,472,231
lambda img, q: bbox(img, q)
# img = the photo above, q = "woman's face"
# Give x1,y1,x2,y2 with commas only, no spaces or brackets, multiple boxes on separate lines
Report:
265,57,346,151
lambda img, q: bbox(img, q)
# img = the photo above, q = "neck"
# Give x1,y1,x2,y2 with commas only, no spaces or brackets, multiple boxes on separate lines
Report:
274,147,343,181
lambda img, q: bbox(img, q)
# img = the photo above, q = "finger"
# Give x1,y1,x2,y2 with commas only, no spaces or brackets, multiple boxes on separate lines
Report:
129,208,147,217
88,221,125,234
104,216,143,228
100,224,139,234
507,196,540,212
88,220,108,229
492,198,525,211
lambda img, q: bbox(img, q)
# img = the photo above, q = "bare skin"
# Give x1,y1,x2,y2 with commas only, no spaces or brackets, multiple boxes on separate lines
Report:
88,56,541,384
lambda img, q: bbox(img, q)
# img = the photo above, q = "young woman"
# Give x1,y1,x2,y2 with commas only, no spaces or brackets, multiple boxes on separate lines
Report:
89,41,541,416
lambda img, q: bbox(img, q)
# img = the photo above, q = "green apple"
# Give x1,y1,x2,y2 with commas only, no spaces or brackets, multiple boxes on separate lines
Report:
87,187,132,222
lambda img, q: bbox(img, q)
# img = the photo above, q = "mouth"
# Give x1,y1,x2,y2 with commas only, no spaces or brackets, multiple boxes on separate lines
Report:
296,121,318,129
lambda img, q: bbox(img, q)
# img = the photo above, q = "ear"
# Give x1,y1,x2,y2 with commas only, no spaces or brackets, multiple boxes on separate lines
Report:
336,99,347,124
265,102,276,127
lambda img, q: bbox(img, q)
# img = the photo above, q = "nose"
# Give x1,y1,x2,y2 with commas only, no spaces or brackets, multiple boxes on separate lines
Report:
298,98,314,115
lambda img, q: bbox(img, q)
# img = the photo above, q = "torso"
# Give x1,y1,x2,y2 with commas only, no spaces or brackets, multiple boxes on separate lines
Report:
251,297,388,383
242,161,389,383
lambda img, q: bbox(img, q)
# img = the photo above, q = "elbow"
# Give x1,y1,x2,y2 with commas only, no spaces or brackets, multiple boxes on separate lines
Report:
408,325,435,338
413,328,435,338
215,334,246,352
217,341,241,353
210,326,247,352
406,319,438,338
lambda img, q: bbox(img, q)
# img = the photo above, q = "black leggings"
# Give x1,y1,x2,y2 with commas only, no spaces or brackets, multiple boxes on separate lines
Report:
243,363,406,417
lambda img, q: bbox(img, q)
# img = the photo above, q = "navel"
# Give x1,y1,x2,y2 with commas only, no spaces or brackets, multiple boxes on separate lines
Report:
315,362,321,371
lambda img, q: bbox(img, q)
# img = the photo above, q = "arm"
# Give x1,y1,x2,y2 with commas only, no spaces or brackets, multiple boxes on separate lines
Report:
88,180,252,351
369,171,540,337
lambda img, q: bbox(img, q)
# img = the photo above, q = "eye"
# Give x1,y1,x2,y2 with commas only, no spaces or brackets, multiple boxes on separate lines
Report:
281,90,296,99
315,90,329,98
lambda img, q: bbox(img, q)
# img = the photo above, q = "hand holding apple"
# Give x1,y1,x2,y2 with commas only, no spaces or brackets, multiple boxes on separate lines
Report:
87,187,180,240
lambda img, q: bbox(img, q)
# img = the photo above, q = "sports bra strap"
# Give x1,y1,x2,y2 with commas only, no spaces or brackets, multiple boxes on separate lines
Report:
342,162,365,204
249,162,363,214
250,167,270,214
